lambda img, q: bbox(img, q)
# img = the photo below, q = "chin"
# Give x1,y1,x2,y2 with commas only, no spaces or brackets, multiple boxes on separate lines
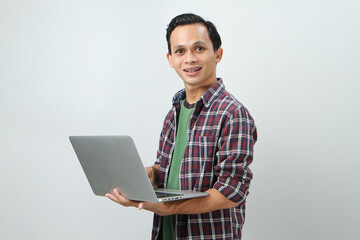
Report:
183,76,215,87
182,78,203,86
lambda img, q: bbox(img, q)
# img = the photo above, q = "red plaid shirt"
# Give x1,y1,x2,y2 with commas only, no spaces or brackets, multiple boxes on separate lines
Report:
152,79,257,239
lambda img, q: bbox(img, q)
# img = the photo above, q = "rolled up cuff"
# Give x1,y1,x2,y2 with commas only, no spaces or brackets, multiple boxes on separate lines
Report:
213,177,249,204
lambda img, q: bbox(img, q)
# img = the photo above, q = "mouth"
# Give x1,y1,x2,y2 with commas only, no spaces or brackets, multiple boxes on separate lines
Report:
183,67,202,74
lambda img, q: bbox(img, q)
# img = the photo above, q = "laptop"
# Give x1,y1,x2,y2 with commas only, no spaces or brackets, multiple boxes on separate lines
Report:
69,135,208,202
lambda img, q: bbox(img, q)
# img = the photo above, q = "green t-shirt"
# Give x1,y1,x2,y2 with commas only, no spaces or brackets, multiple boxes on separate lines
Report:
162,100,194,239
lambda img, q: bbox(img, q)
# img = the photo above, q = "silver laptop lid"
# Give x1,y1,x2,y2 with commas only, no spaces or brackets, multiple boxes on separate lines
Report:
69,135,158,202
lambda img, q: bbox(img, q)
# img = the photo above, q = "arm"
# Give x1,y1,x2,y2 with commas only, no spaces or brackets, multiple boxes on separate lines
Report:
141,188,237,215
106,165,236,215
212,106,257,204
106,187,237,216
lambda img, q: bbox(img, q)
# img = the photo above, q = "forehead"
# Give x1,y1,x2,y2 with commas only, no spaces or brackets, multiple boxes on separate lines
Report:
170,23,212,48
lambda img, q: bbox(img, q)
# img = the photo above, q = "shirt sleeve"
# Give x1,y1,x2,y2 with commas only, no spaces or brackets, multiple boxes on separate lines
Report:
213,106,257,204
154,109,175,188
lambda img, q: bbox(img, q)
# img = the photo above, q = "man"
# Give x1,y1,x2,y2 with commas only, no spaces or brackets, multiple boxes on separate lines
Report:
106,13,257,239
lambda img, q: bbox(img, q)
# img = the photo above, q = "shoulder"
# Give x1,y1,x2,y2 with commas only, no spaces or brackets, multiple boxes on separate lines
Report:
212,89,254,122
213,90,257,141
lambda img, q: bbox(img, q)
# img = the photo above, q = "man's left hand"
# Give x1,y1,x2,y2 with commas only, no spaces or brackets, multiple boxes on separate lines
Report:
105,188,173,216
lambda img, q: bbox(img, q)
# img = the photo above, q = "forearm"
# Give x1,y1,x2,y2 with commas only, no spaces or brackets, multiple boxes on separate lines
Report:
143,188,237,216
171,188,237,214
143,165,237,215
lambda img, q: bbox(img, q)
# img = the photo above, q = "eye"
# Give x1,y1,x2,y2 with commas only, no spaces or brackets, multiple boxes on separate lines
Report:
196,46,205,52
175,49,184,54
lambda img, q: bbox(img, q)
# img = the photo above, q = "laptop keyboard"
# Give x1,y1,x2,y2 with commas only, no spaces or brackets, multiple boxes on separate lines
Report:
155,192,183,199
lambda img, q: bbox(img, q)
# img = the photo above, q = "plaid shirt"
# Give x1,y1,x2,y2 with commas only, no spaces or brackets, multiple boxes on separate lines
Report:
152,79,257,240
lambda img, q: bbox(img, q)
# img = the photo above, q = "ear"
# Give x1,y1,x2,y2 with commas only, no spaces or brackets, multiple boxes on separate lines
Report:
215,47,223,63
167,53,174,68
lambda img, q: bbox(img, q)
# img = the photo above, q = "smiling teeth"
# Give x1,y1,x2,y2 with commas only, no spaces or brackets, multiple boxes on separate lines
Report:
185,68,201,72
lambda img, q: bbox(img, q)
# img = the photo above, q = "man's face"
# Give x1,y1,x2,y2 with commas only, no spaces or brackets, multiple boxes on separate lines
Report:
167,23,223,89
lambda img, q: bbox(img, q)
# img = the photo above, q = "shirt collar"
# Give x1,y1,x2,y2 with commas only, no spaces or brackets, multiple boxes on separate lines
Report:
172,78,225,108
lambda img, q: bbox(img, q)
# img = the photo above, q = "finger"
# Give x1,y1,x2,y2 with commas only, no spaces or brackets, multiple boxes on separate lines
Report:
109,188,139,207
112,188,127,201
138,202,144,210
112,189,133,205
105,193,119,203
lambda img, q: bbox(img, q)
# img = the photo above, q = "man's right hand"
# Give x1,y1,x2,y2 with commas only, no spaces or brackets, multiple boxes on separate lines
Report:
145,164,160,188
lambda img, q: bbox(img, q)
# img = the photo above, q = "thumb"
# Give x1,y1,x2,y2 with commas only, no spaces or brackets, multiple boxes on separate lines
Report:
138,202,144,210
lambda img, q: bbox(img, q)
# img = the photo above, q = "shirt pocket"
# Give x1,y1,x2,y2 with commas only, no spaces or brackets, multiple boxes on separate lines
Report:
192,135,217,191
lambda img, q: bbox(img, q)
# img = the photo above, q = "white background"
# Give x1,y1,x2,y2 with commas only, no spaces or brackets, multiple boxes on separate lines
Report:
1,0,359,239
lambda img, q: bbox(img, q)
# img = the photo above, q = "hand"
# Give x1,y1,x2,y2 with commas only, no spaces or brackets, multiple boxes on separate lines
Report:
145,164,159,187
105,188,174,216
105,188,143,209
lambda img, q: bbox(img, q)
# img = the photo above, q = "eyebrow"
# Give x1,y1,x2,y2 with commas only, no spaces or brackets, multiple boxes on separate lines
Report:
193,40,207,46
173,41,208,50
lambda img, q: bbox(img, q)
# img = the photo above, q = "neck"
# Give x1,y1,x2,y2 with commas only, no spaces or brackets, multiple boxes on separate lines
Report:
184,78,217,104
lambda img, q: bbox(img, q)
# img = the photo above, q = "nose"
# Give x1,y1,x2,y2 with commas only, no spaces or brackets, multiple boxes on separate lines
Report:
184,51,197,63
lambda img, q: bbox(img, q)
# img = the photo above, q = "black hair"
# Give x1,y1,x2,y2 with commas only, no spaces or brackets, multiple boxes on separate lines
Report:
166,13,222,55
